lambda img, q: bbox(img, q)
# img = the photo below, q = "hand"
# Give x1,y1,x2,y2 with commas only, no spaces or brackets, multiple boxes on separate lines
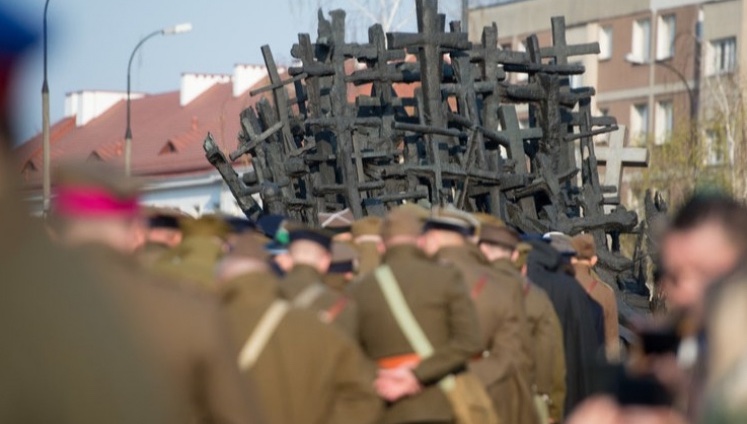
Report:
374,367,422,402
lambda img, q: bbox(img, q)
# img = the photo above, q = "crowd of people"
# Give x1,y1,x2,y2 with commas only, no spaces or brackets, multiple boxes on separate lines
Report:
5,5,747,424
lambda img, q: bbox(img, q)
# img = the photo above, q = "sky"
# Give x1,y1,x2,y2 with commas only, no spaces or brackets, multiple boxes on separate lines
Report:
7,0,474,145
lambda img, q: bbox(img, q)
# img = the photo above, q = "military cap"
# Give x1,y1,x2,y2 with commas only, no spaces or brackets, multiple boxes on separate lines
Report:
287,222,333,252
381,203,428,239
226,232,272,262
180,215,231,240
424,204,478,237
257,214,289,243
318,208,355,233
52,162,141,218
571,234,597,260
351,216,383,240
473,212,520,249
328,240,359,274
543,231,577,256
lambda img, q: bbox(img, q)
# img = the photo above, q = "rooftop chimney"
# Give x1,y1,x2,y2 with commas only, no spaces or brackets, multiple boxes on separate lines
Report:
180,73,231,106
232,64,270,97
64,90,140,127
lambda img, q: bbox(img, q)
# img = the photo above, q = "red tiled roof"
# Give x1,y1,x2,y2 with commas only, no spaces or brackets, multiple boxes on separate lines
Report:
15,61,421,189
15,81,266,187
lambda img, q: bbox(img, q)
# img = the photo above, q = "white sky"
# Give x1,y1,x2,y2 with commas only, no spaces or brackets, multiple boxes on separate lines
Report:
8,0,466,144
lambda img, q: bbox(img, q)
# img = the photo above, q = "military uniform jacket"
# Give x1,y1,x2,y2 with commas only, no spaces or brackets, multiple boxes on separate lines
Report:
523,280,566,422
0,221,180,424
349,244,481,424
280,265,358,338
86,246,263,424
221,271,382,424
573,264,620,361
437,246,539,424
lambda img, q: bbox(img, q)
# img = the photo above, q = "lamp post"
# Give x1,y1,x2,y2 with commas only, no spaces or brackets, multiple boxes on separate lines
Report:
42,0,51,212
124,23,192,176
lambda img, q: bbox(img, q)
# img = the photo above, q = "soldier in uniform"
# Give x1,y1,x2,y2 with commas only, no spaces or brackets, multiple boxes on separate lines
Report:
421,206,539,424
351,216,384,275
281,224,358,338
476,216,566,423
215,233,382,424
48,164,264,424
349,204,481,423
138,207,184,266
152,215,230,290
571,234,620,361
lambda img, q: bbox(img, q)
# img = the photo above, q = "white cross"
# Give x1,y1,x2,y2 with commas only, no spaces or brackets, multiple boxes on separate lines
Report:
595,125,649,209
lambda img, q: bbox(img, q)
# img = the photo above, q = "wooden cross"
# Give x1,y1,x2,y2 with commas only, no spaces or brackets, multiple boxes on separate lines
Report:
540,16,600,65
595,125,649,203
387,0,469,133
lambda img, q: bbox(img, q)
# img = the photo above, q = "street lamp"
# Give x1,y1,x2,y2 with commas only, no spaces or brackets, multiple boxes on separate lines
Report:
625,54,696,123
124,22,192,176
42,0,51,212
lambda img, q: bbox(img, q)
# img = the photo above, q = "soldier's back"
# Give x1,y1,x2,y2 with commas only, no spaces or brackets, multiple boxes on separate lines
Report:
0,222,180,423
86,247,262,424
223,271,382,424
281,264,358,338
350,244,480,424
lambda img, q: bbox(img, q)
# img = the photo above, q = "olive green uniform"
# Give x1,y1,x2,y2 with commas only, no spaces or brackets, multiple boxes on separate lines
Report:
350,244,482,423
436,246,539,424
221,270,382,424
86,246,264,424
281,264,359,339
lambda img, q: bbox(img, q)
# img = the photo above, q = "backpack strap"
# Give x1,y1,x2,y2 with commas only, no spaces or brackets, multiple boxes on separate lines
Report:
293,283,325,308
237,300,290,370
374,265,455,392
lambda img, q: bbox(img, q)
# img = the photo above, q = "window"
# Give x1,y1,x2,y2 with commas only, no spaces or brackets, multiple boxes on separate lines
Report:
708,37,737,75
705,130,724,165
516,42,528,82
630,103,649,142
599,25,613,60
631,18,651,62
655,101,673,144
569,61,583,89
656,15,676,60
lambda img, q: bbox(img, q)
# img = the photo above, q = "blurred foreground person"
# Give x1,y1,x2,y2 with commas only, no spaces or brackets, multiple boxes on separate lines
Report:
422,206,538,424
659,193,747,418
49,164,264,424
567,396,687,424
0,9,179,423
281,224,358,337
350,204,486,423
216,234,382,424
526,237,603,415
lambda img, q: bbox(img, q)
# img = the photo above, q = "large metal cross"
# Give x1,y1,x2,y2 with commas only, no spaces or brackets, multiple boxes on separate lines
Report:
595,125,649,203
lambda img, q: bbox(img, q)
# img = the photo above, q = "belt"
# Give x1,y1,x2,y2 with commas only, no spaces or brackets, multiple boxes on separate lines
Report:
377,353,421,369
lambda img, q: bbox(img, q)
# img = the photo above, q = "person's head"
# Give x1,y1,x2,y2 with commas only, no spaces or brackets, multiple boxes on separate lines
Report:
381,203,429,248
143,207,184,248
328,240,359,282
661,193,747,310
474,213,521,262
287,225,333,274
50,163,146,254
544,232,577,276
351,216,385,258
571,234,598,267
421,205,477,257
514,242,533,277
215,232,271,284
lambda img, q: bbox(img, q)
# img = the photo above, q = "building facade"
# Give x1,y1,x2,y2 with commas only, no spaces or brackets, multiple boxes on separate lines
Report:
469,0,747,199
